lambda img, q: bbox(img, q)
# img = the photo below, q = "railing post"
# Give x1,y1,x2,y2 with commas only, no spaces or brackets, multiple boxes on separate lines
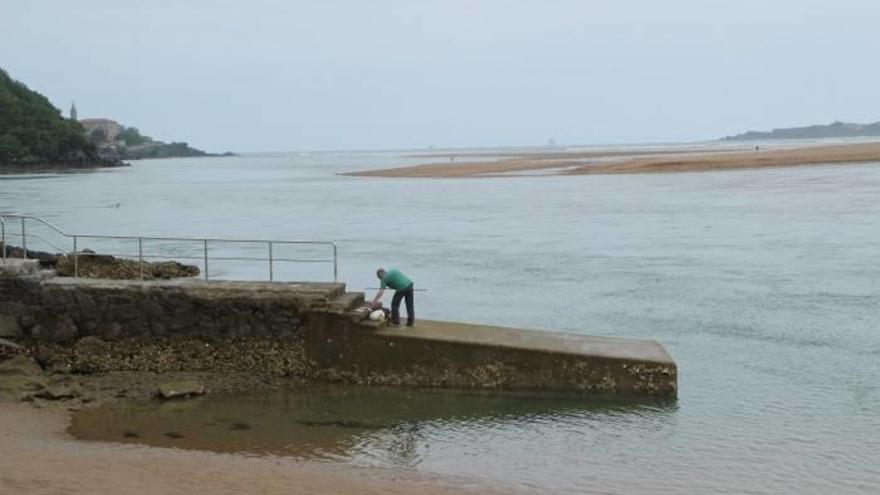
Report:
21,217,27,259
203,239,209,280
0,216,339,284
332,243,338,282
73,236,78,277
138,237,144,279
268,241,274,282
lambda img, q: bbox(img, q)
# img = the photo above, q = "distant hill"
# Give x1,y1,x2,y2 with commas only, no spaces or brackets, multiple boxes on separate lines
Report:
122,140,215,160
722,120,880,141
82,120,234,160
0,68,119,168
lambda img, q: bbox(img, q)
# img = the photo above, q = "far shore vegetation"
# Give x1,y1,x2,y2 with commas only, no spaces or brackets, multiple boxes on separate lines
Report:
0,67,233,170
0,68,113,169
722,120,880,141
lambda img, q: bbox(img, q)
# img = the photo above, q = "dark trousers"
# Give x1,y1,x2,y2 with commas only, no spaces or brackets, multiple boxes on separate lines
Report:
391,283,415,325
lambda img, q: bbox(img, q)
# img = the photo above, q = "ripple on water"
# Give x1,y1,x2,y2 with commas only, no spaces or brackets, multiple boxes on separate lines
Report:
9,155,880,494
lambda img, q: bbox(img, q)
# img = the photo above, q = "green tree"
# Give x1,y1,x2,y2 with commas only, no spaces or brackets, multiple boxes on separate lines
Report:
0,67,99,166
0,134,26,162
118,126,147,146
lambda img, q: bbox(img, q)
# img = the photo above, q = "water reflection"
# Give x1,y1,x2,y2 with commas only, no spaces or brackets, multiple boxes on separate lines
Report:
70,385,676,464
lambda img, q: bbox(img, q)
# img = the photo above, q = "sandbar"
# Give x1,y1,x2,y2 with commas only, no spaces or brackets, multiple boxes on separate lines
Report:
345,142,880,178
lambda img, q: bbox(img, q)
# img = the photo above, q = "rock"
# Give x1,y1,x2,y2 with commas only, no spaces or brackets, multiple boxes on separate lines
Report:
53,253,199,280
78,319,97,334
99,322,123,340
0,258,41,276
33,316,80,342
75,336,109,357
30,325,46,339
20,315,35,330
31,345,56,368
33,383,82,401
0,355,43,376
157,380,205,400
0,247,57,266
0,337,23,351
0,315,22,338
0,337,24,358
71,336,110,374
51,316,78,342
47,362,73,374
0,355,47,401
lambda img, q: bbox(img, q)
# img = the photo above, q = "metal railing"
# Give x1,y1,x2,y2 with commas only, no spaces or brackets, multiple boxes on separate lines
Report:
0,214,338,282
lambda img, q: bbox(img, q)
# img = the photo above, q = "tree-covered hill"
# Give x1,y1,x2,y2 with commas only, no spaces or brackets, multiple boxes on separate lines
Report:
0,68,117,168
722,120,880,141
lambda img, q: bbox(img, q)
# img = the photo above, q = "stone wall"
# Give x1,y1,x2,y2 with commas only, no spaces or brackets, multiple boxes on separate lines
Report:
33,278,312,342
0,260,340,378
0,260,678,398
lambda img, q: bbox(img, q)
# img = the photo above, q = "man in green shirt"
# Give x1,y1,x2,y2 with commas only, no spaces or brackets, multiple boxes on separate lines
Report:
371,267,415,327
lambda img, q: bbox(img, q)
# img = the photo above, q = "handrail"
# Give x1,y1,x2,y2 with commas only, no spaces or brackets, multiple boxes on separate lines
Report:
17,233,69,254
0,216,5,264
0,214,338,282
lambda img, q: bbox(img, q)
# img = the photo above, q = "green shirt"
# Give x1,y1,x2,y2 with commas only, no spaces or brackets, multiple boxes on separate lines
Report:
380,269,412,291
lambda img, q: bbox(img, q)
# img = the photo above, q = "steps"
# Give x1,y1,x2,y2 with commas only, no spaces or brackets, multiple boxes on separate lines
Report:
326,291,365,313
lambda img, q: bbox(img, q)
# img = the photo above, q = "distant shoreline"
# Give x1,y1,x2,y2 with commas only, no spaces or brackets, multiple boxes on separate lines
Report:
0,152,238,173
121,149,237,161
344,142,880,178
0,161,129,174
722,120,880,141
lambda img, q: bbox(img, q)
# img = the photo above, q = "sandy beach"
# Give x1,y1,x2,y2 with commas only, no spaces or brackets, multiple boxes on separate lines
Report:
0,402,510,495
346,142,880,178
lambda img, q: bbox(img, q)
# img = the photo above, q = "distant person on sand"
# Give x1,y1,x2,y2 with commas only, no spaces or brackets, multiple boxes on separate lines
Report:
371,268,415,327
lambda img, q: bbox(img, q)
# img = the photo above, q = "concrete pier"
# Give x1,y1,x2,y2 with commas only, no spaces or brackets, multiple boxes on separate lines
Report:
0,259,677,397
307,317,676,396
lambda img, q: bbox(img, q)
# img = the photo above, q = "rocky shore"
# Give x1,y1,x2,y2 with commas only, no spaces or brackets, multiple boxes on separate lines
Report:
1,243,199,279
0,248,265,414
0,254,314,411
0,159,128,173
0,357,306,410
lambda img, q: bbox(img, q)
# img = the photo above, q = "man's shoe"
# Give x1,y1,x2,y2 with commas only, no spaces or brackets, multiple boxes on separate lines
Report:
389,320,401,326
406,321,414,327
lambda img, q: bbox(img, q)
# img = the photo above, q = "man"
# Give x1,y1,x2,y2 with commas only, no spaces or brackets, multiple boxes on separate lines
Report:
371,267,414,327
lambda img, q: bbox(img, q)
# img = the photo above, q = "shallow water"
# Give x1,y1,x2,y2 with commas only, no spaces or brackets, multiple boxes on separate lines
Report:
70,386,674,480
3,147,880,493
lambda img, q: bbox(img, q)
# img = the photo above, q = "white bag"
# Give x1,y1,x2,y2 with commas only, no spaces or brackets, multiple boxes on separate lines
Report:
369,309,386,321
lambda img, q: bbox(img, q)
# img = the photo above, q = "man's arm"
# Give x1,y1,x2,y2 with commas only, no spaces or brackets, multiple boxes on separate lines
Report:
371,288,385,305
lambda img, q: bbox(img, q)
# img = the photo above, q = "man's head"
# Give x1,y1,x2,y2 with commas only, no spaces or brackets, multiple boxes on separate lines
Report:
376,268,386,280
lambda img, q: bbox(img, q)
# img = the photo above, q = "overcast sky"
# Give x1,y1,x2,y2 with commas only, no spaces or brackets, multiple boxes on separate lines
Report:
2,0,879,152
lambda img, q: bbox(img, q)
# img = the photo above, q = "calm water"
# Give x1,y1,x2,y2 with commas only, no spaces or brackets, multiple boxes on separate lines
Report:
2,147,879,494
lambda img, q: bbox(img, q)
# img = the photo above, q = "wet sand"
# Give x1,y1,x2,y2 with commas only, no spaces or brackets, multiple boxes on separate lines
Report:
346,142,880,178
0,403,510,495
